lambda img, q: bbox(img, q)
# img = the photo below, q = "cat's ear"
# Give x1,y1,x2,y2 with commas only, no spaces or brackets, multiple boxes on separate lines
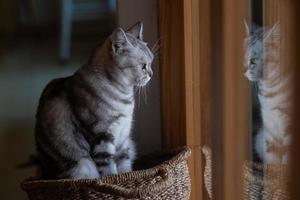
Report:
270,23,280,36
244,21,261,36
244,20,250,36
127,21,143,40
110,28,129,53
264,23,280,40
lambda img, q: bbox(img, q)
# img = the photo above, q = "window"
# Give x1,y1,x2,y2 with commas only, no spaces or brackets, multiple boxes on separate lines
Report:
159,0,299,199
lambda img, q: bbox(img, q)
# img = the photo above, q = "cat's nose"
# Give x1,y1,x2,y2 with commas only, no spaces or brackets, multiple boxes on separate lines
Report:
148,70,153,77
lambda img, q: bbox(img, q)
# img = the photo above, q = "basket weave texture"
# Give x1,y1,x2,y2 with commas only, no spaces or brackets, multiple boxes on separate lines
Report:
202,146,290,200
243,161,290,200
21,147,191,200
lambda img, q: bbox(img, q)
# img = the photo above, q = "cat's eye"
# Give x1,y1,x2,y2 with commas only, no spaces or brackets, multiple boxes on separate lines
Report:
250,59,255,65
142,64,147,72
249,59,256,69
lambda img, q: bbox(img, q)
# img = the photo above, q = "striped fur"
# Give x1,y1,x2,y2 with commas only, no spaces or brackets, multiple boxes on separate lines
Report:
244,23,292,164
35,22,153,179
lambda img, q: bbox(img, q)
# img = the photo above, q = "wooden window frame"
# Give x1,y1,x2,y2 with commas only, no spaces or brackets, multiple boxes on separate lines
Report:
159,0,248,200
159,0,300,199
291,0,300,198
263,1,300,199
158,1,209,199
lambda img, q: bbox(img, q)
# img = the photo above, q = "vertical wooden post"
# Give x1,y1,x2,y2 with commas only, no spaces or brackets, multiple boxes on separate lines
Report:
210,0,224,199
159,0,186,149
159,0,212,199
159,0,249,199
158,0,195,198
291,0,300,198
210,0,249,199
221,0,249,199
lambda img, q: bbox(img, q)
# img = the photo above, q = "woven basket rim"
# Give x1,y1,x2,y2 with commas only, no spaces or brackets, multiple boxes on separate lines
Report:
244,160,290,170
21,146,191,191
244,160,290,186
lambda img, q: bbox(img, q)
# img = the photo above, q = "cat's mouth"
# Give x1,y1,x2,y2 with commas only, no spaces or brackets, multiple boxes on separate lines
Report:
137,76,151,87
244,70,259,82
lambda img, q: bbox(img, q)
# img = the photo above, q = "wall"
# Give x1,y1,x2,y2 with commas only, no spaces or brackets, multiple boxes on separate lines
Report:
117,0,162,155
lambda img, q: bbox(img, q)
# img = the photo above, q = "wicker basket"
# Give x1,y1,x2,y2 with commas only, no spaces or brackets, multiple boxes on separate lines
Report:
202,146,290,200
21,147,191,200
243,161,290,200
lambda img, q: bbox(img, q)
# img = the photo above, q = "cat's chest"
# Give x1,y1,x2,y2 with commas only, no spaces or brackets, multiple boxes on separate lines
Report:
96,100,134,136
96,99,135,117
116,114,133,138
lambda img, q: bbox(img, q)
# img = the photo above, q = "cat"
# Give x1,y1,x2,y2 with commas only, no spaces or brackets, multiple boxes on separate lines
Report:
35,21,154,179
244,23,292,164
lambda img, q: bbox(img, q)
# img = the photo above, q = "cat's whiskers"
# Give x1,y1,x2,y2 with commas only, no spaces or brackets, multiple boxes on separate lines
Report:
152,39,161,56
134,87,141,108
134,84,149,106
145,84,149,105
138,86,142,108
142,85,148,105
252,81,260,94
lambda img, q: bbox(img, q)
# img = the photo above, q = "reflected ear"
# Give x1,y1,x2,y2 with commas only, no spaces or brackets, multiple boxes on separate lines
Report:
110,28,128,53
127,21,143,40
244,20,250,36
264,23,280,40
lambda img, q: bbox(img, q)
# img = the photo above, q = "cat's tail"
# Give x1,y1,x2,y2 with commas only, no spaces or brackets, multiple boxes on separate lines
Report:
16,154,40,169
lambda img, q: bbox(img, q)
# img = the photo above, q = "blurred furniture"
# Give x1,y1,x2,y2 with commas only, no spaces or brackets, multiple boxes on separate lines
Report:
59,0,116,62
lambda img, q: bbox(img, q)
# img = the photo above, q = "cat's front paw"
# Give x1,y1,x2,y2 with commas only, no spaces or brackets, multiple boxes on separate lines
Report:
70,158,99,179
117,159,132,173
92,142,118,176
97,162,118,176
115,148,134,173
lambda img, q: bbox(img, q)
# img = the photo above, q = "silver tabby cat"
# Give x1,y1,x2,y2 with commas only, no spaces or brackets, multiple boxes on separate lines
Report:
35,22,154,179
244,23,292,164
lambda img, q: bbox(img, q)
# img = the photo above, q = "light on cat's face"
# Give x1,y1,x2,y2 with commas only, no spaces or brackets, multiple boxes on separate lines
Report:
244,41,263,82
244,23,265,82
110,22,154,87
244,23,280,82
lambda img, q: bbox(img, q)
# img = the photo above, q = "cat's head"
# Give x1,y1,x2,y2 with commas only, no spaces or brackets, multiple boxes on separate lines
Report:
244,23,280,82
109,22,154,87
